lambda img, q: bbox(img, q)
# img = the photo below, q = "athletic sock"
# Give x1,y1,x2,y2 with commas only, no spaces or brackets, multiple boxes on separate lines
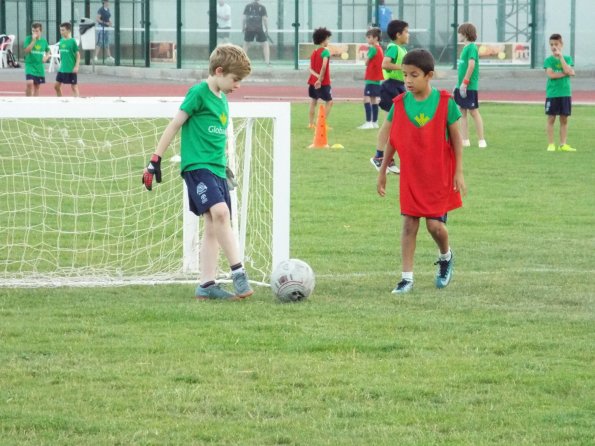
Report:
439,249,452,261
200,280,215,289
402,272,413,282
372,104,379,122
364,103,372,122
375,150,384,159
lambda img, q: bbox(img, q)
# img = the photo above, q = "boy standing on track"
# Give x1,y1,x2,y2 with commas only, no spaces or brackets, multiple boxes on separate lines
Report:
377,49,465,294
357,27,384,130
142,44,254,301
371,19,409,173
544,33,576,152
307,27,333,129
54,23,80,97
23,22,50,97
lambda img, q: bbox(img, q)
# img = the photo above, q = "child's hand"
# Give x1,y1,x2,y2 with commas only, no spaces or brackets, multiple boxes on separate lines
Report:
142,154,162,191
377,172,387,197
314,79,321,89
453,173,466,196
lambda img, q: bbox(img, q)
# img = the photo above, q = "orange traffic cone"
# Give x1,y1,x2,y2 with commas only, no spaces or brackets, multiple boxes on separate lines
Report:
309,104,330,149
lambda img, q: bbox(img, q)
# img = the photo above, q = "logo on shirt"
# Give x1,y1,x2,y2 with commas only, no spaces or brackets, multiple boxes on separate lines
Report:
414,113,430,127
219,113,227,126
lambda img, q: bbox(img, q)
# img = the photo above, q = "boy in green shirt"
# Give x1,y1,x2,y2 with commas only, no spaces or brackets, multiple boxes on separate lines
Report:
23,22,50,97
54,22,80,97
453,22,486,149
371,19,409,173
543,33,576,152
142,44,254,301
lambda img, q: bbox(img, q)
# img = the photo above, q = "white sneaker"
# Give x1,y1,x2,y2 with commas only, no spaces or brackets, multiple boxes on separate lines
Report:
357,122,374,130
93,57,98,63
462,139,471,147
372,122,379,128
478,139,487,148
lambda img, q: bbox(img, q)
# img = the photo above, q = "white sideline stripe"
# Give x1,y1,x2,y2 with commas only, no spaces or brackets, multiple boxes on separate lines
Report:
317,269,595,279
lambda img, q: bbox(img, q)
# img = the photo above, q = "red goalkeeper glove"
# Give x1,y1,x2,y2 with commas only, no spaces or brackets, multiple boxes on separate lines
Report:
142,154,162,191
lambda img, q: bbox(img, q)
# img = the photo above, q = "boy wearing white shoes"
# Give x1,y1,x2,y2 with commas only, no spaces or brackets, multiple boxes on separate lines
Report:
357,27,384,130
453,22,487,149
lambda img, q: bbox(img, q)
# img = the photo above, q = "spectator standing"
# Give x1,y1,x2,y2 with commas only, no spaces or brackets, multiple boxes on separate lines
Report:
94,0,113,63
377,0,393,45
217,0,232,44
242,0,270,65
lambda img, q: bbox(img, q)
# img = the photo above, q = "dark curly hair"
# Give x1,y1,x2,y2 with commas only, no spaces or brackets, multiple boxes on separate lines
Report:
313,27,332,45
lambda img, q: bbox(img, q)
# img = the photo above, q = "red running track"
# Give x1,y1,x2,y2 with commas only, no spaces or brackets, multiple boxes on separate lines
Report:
1,82,595,103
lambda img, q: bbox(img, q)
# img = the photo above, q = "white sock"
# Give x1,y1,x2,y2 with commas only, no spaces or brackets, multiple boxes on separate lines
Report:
402,272,413,282
231,267,245,276
439,249,452,261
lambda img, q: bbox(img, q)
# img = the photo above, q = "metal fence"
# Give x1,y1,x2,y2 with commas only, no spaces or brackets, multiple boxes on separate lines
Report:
1,1,593,69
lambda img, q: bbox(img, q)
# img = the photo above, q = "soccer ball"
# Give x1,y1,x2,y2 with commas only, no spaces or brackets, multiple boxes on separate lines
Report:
270,259,315,303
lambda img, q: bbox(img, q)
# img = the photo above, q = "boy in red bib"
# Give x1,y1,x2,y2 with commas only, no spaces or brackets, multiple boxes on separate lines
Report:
307,27,333,128
377,49,466,294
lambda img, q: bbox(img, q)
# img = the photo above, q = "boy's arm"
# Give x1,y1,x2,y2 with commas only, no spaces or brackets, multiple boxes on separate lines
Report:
545,68,570,79
73,50,80,73
24,37,36,54
448,120,466,196
381,55,401,71
315,57,328,87
142,110,189,191
559,56,575,76
376,119,393,197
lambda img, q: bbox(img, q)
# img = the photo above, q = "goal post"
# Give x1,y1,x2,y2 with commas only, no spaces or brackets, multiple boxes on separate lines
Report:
0,97,290,287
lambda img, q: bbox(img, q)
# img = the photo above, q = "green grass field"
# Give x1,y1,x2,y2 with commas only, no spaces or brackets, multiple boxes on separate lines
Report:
1,102,594,445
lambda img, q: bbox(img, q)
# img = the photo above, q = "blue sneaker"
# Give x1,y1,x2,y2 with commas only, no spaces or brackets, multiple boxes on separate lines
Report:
195,284,238,301
232,271,254,299
434,252,454,289
392,279,413,294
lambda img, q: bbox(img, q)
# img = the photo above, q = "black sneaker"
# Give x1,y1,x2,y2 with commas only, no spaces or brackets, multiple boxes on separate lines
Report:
434,252,454,289
392,279,413,294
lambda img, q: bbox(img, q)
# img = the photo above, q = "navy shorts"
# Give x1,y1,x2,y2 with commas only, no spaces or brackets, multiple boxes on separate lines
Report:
308,85,332,102
379,79,406,112
26,74,45,85
453,88,479,110
244,29,266,43
545,97,571,116
183,169,231,217
56,72,78,85
402,213,448,224
364,83,381,98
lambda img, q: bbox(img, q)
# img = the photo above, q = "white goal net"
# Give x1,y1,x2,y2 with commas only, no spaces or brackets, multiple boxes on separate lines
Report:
0,97,290,287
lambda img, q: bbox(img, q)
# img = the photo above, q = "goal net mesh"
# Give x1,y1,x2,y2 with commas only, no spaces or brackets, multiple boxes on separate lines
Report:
0,100,288,287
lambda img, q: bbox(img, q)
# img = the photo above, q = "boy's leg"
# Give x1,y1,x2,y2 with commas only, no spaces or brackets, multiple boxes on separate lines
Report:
426,218,449,255
401,216,420,273
459,108,470,145
546,115,556,146
324,100,333,120
426,218,454,288
25,80,33,97
54,82,62,97
559,115,568,145
72,83,80,97
308,98,317,127
371,96,380,126
207,202,241,266
199,210,222,283
469,108,485,142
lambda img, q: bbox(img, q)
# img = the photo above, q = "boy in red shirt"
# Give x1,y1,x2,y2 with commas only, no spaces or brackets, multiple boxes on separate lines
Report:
377,49,466,294
307,27,333,128
357,27,384,130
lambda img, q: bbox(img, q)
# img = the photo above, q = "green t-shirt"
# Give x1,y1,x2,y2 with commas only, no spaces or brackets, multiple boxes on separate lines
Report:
179,82,229,178
387,88,461,138
24,36,50,77
383,42,407,81
365,45,381,85
457,43,479,90
58,38,79,73
543,55,573,98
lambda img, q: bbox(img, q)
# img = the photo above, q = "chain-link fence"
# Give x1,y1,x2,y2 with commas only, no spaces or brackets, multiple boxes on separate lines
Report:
1,1,594,69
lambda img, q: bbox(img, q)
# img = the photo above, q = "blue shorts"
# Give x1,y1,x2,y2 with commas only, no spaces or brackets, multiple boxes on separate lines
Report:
379,79,406,112
453,88,479,110
96,28,111,48
26,74,45,85
545,97,571,116
402,213,448,224
183,169,231,217
364,83,381,98
56,72,78,85
308,84,332,102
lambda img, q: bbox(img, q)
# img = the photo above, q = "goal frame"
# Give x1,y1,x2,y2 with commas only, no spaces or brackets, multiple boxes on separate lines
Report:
0,97,290,287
